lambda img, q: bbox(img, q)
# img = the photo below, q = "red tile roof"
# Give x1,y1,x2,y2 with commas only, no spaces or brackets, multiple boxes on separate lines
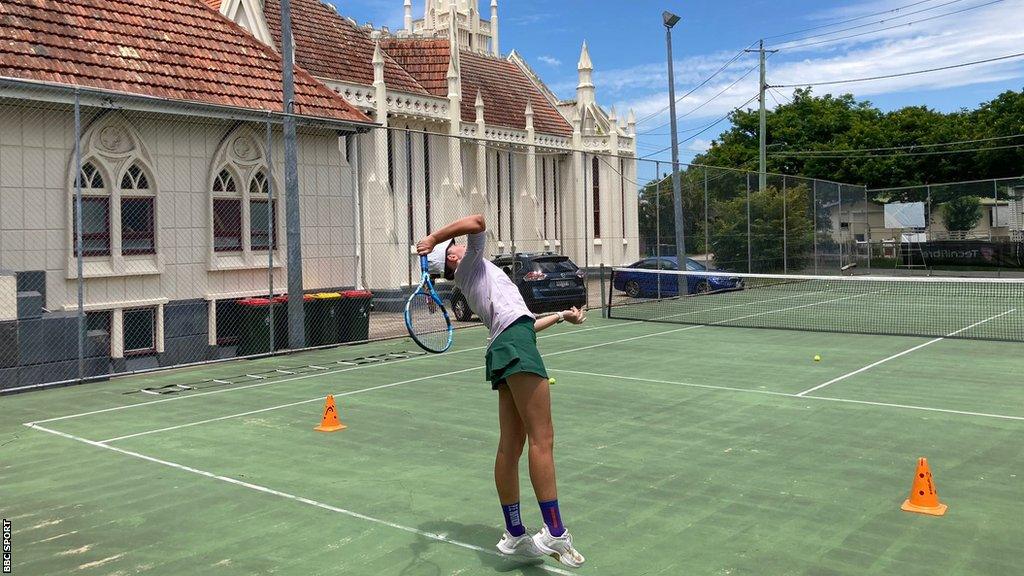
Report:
265,0,428,95
379,38,452,96
382,39,572,137
460,50,572,137
0,0,372,124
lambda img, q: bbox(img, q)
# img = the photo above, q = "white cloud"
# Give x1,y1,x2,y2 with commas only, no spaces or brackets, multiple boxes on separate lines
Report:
620,0,1024,141
538,55,562,67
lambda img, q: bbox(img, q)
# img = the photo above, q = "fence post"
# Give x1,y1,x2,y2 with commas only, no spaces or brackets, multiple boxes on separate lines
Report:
782,176,788,274
746,171,752,272
583,153,589,271
865,186,871,273
74,89,85,382
266,114,276,352
704,165,710,270
599,264,607,319
813,179,818,274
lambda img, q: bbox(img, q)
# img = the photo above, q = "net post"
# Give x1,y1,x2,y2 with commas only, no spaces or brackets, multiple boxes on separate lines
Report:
599,264,607,319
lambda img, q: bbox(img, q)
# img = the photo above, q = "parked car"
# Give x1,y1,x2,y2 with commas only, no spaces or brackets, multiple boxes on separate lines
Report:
449,253,588,320
614,257,743,298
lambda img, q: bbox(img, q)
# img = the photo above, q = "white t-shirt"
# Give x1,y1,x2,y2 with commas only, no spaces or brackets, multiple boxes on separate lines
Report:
454,232,535,344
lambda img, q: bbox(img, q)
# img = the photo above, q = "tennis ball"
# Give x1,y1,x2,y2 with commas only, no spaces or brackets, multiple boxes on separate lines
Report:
814,355,822,362
549,378,557,386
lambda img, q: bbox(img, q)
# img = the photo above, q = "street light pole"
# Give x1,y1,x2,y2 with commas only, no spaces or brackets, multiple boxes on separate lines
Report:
663,10,687,294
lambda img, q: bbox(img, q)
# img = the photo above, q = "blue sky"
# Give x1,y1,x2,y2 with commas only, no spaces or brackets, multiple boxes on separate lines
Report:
336,0,1024,163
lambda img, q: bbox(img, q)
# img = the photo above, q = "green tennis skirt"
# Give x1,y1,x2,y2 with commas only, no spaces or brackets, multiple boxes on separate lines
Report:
485,316,548,390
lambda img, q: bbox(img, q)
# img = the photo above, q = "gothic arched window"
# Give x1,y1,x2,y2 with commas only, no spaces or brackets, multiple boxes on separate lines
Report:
73,161,111,257
120,163,156,255
249,170,275,251
212,168,242,252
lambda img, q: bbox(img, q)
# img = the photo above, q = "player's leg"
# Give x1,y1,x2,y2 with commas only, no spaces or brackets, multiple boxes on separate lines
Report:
504,373,557,501
494,382,542,557
506,372,585,568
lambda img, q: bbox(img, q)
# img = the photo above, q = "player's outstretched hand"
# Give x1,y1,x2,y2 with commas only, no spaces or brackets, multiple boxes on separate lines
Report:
416,235,436,256
563,306,586,325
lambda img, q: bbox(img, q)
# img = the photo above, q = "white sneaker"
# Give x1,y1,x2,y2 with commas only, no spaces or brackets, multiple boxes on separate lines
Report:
532,525,585,568
496,529,544,557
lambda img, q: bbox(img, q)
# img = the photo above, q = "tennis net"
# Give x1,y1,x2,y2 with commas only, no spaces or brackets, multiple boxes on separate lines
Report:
605,268,1024,342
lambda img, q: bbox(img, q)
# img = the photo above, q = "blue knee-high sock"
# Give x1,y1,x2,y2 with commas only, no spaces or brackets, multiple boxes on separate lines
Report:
501,502,526,537
539,499,565,537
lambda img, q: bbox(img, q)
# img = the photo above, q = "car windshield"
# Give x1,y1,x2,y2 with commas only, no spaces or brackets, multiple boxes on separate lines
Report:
531,257,576,274
685,259,707,271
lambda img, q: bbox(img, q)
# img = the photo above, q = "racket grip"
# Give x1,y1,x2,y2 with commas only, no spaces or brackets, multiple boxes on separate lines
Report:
420,254,429,271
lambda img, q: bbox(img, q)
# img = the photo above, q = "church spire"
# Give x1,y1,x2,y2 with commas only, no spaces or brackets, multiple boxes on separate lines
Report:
576,41,595,107
403,0,413,32
490,0,500,56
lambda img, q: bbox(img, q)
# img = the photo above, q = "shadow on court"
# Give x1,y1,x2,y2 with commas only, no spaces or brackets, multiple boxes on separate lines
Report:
399,521,554,576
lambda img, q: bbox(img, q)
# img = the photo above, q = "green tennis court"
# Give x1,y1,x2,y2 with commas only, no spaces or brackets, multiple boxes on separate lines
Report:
3,310,1022,575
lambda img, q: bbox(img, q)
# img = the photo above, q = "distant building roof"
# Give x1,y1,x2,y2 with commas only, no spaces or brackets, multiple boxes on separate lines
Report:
382,38,573,136
264,0,430,95
0,0,372,124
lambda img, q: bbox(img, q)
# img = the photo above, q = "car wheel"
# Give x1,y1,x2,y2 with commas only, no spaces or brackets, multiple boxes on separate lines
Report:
452,295,473,322
695,280,711,294
624,280,641,298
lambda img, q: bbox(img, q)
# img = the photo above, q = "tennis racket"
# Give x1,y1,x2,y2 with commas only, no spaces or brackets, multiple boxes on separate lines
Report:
405,255,454,353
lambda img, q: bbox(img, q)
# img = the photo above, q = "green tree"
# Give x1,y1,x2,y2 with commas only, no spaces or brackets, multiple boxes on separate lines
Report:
709,184,813,273
685,88,1024,194
942,196,983,231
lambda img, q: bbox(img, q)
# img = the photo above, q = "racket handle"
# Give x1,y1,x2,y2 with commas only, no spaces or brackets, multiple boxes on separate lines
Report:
420,254,429,271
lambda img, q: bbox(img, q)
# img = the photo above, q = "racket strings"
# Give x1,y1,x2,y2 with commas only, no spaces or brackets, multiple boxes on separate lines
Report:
407,291,450,351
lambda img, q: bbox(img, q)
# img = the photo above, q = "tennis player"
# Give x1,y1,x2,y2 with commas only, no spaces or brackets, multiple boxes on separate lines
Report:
417,214,586,568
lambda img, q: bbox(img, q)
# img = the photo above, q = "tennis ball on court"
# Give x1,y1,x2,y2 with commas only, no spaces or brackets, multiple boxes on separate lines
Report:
814,355,822,362
549,378,557,386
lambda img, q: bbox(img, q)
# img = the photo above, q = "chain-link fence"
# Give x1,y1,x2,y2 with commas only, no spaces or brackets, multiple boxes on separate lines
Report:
631,159,869,274
1,76,884,392
867,177,1024,273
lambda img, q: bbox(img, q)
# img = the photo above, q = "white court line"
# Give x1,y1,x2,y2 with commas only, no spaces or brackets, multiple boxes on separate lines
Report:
23,423,576,576
553,369,1024,422
98,322,715,443
95,291,884,443
98,366,481,443
26,321,635,426
795,309,1017,397
64,289,880,440
31,286,857,427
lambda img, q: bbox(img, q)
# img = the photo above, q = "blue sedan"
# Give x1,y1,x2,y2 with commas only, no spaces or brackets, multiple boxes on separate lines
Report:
614,257,743,298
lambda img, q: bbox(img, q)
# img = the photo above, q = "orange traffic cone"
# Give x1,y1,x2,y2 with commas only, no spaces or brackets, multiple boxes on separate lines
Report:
314,395,347,432
901,457,947,516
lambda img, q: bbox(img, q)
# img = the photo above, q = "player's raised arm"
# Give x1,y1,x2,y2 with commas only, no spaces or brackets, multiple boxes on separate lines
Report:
416,214,485,255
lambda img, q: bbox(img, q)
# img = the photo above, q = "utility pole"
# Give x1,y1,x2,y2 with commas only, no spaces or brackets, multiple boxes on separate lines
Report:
745,40,777,193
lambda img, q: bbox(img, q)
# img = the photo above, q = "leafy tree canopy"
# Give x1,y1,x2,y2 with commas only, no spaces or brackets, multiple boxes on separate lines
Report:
688,88,1024,199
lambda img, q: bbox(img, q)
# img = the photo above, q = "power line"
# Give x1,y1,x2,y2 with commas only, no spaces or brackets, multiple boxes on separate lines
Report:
771,0,971,50
769,142,1024,158
773,51,1024,88
769,133,1024,156
639,61,763,135
773,0,1004,51
635,45,755,126
763,0,940,41
640,94,760,159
